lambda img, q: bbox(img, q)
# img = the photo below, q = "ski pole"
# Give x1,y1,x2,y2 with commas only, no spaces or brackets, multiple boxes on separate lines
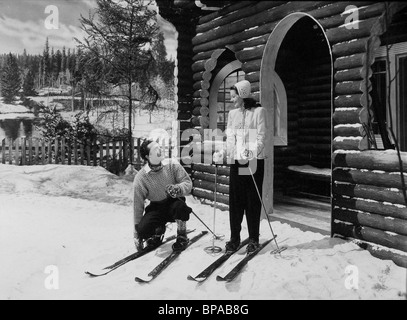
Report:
247,162,285,254
204,163,223,253
191,210,224,241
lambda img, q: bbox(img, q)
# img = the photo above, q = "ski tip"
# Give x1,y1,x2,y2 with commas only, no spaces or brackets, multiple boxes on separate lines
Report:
85,271,101,278
135,276,151,283
216,275,227,282
187,275,206,283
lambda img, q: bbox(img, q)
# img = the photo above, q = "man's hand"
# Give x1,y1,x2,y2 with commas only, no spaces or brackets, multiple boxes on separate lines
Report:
166,184,181,198
213,150,225,163
134,225,144,252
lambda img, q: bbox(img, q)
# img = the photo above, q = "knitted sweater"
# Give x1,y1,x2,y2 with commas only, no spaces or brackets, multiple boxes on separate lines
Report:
132,158,192,225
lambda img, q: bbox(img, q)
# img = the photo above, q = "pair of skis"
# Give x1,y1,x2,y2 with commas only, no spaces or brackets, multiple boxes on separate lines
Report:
86,232,279,283
188,236,276,283
85,229,196,277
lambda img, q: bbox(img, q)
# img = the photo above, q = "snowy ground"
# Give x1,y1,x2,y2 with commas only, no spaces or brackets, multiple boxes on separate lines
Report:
0,164,405,300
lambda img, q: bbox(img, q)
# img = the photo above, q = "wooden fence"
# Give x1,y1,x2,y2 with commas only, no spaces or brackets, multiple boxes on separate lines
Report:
0,137,172,173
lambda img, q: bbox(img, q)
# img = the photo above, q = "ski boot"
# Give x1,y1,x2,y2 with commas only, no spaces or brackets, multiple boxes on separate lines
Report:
225,238,241,252
172,220,189,252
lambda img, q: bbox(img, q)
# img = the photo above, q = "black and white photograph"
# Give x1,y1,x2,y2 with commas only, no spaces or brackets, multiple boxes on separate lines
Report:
0,0,406,302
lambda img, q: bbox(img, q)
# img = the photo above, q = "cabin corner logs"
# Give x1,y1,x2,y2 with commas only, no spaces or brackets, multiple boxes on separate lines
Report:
156,1,407,267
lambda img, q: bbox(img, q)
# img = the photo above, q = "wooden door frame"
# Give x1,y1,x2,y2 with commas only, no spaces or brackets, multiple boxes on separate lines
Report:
260,12,333,214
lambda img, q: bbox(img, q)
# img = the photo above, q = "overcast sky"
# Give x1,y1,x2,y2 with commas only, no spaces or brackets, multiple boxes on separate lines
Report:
0,0,177,58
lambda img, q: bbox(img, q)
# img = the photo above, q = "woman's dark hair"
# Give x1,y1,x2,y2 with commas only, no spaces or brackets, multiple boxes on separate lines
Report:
243,97,259,109
140,139,154,161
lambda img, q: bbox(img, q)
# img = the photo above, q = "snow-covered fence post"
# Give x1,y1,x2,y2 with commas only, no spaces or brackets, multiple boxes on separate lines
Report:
1,139,5,164
47,140,52,165
106,140,110,169
61,138,65,165
8,138,13,165
21,138,26,165
73,140,78,165
99,141,104,167
14,138,19,165
28,138,33,165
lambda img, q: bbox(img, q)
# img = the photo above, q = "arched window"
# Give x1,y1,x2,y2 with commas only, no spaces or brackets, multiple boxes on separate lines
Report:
209,60,243,132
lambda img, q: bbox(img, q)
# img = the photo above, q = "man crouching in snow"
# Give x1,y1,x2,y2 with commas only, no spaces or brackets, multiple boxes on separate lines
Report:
133,138,193,252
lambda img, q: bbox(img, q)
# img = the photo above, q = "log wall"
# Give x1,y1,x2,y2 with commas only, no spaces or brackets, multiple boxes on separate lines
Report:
165,1,407,267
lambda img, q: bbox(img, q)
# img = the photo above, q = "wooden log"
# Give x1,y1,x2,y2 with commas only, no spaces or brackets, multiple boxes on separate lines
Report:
298,143,331,152
326,17,382,44
332,36,380,58
193,89,209,99
299,100,332,110
333,167,407,189
334,66,371,82
192,163,230,176
334,53,372,70
193,2,328,54
298,109,331,118
193,2,325,46
299,83,332,94
177,111,192,121
191,60,206,73
333,138,363,151
197,1,254,25
299,92,332,101
299,117,331,127
308,1,374,20
302,75,331,86
235,45,265,63
299,128,332,135
192,188,229,206
333,207,407,237
192,50,215,63
334,196,406,221
319,2,386,30
245,71,260,83
333,181,406,206
193,80,210,91
193,180,230,195
333,107,362,124
298,135,332,143
334,94,366,108
333,150,407,172
197,1,284,34
229,36,269,53
332,221,407,252
193,172,230,185
241,59,262,74
335,80,368,95
334,124,363,137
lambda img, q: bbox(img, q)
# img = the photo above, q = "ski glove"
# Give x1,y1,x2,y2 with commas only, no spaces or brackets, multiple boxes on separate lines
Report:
165,184,182,198
134,225,143,252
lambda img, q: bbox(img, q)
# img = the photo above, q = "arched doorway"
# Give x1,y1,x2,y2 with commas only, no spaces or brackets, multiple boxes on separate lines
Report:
261,13,333,227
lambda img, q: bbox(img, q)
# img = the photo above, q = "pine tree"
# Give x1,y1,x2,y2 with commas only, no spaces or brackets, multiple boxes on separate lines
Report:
22,68,37,97
76,0,160,161
43,38,50,86
0,53,21,103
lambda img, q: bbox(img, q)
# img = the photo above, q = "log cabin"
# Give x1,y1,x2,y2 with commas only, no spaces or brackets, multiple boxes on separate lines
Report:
156,1,407,268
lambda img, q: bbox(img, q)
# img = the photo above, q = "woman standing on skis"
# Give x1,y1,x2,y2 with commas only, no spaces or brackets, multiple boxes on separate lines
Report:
214,80,267,253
